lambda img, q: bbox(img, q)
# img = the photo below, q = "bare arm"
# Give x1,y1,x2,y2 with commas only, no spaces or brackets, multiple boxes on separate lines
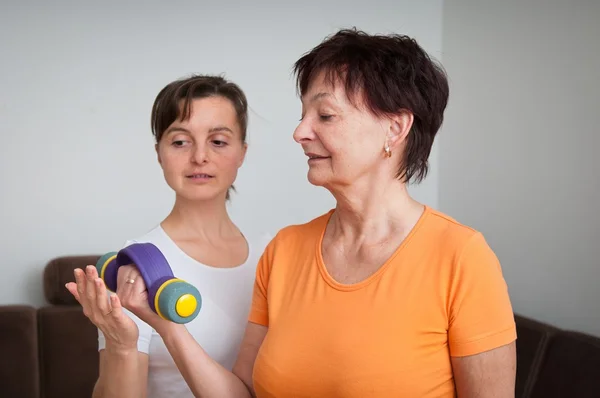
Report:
232,322,268,393
451,342,516,398
66,266,150,398
92,348,149,398
69,263,269,398
156,321,267,398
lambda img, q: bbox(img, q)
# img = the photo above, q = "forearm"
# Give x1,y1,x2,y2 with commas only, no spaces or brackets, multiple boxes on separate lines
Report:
93,345,145,398
159,324,252,398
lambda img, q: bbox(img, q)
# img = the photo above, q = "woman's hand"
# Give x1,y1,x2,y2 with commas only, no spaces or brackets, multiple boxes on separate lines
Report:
65,265,139,351
114,264,173,334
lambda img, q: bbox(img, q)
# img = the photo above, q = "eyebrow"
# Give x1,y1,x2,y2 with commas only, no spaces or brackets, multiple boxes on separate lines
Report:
208,126,234,134
165,125,234,135
300,92,334,106
165,127,190,135
309,92,333,102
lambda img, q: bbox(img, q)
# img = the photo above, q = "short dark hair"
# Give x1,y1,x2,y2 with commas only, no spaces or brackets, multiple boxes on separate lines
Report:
293,28,449,184
150,74,249,200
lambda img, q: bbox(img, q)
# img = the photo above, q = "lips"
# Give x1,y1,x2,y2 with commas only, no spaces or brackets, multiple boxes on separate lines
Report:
186,173,213,179
306,152,330,160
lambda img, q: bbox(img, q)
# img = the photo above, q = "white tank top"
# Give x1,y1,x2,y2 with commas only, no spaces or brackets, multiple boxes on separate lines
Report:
97,225,271,397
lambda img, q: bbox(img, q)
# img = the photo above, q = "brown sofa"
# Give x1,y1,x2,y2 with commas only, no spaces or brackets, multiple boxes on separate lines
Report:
0,256,100,398
1,255,599,397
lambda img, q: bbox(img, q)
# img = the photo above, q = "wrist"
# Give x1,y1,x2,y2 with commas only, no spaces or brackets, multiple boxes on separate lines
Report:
155,321,185,341
104,341,138,357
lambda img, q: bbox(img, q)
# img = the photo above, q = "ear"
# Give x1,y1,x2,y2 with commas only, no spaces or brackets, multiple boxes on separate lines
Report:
238,142,248,167
155,143,162,165
387,109,414,151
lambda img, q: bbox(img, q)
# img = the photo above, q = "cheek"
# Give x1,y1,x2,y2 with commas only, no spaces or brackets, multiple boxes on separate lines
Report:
212,148,243,171
319,130,358,160
340,121,383,158
319,120,364,155
326,132,381,172
159,149,187,173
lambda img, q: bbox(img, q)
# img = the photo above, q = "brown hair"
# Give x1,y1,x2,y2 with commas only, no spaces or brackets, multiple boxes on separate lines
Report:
293,28,449,184
150,74,249,199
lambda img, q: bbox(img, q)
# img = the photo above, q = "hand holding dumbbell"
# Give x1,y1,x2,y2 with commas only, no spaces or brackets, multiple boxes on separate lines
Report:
96,243,202,324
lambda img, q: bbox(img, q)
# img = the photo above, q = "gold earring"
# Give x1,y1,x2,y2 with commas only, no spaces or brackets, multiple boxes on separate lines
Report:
384,143,392,158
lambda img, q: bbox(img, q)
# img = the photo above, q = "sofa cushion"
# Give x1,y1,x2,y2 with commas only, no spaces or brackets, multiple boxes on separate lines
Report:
514,314,557,398
38,305,99,398
0,305,39,398
530,330,600,398
44,255,100,305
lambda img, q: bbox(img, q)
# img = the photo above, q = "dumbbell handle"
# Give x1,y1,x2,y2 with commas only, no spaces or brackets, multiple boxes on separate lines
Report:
97,243,201,324
103,243,175,314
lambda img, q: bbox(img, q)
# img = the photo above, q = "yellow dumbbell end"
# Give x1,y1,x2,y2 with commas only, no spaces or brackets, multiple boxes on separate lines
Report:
155,278,202,324
175,294,197,317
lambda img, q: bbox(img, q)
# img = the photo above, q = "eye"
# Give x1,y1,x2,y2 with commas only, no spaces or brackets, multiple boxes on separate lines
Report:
319,114,333,121
172,140,188,147
212,140,228,147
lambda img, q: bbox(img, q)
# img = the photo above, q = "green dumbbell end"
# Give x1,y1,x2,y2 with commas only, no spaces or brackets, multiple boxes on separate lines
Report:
96,251,118,281
156,279,202,324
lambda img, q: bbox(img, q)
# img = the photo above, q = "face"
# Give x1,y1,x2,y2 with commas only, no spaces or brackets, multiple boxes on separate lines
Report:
293,72,408,190
156,96,247,202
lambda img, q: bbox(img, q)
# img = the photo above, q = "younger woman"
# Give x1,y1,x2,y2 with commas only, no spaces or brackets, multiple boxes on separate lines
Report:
67,74,270,398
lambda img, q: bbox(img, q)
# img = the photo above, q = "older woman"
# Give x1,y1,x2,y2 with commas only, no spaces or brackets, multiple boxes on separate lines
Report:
70,29,516,398
245,29,516,397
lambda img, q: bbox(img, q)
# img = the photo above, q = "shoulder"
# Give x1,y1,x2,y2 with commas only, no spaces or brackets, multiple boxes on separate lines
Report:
428,212,516,356
253,210,331,272
417,206,504,282
422,207,504,288
119,225,187,267
245,231,273,254
269,210,332,248
425,207,479,240
121,225,166,248
420,206,491,257
251,211,330,290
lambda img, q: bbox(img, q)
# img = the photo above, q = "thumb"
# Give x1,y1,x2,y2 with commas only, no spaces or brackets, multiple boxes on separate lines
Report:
65,282,81,302
110,294,138,329
109,294,127,321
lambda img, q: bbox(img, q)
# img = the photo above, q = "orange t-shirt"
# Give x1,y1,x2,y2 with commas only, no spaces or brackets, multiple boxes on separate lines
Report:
249,206,516,397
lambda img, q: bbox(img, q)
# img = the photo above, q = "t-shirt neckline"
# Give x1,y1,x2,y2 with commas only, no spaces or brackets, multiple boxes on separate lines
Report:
155,225,253,272
315,205,431,291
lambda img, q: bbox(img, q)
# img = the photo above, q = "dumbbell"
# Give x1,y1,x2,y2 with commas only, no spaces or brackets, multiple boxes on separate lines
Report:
95,243,201,324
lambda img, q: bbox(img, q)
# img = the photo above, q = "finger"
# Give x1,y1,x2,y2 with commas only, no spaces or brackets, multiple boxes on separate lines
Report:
118,271,147,313
131,273,147,293
119,267,141,293
125,267,143,287
116,265,132,291
110,291,145,331
65,282,81,302
74,268,88,304
108,293,127,321
110,292,122,310
117,264,135,282
85,265,98,302
74,268,95,318
94,278,111,315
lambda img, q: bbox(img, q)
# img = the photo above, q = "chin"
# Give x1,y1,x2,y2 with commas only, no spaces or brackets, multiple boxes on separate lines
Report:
176,187,226,202
306,170,329,187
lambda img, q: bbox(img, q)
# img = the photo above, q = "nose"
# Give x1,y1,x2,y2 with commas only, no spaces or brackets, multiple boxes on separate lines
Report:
293,118,315,144
191,142,208,164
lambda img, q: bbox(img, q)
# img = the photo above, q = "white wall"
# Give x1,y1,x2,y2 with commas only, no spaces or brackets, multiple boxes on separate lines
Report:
0,1,443,307
440,0,600,336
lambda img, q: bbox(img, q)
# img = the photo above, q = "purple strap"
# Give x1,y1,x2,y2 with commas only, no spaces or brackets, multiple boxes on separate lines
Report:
116,243,175,312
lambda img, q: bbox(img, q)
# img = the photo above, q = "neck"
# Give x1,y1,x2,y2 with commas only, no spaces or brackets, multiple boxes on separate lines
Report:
328,177,424,243
161,194,238,241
